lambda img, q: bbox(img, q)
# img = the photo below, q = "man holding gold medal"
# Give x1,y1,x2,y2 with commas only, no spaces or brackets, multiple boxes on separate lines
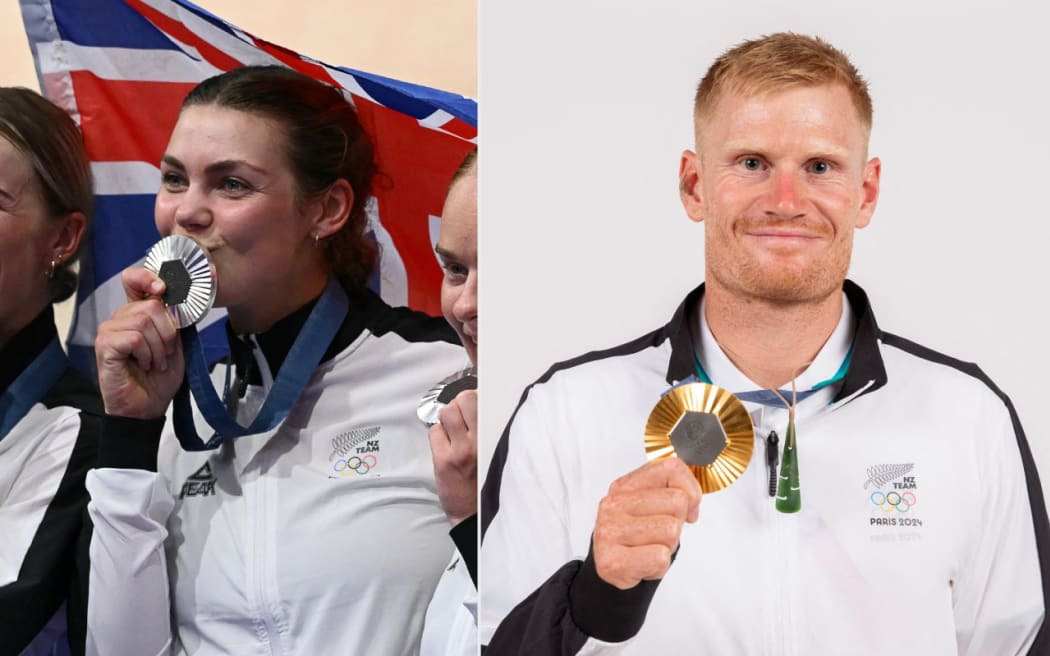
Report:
480,33,1048,654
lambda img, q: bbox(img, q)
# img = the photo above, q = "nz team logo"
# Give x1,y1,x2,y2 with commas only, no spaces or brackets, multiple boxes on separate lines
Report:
864,463,923,529
329,426,382,478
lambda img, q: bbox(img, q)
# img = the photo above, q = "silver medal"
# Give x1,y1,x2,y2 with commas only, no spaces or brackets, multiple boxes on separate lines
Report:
143,235,216,328
417,367,477,427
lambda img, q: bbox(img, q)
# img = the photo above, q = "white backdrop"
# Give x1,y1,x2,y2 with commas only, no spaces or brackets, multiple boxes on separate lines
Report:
479,0,1050,504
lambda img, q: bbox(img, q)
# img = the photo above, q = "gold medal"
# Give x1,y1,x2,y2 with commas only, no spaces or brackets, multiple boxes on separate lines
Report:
644,382,754,493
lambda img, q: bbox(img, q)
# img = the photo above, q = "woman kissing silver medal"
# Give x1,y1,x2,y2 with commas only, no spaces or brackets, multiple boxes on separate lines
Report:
142,234,216,328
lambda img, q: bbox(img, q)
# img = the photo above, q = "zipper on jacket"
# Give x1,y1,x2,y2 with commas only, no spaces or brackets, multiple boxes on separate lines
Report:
765,430,779,497
225,336,257,414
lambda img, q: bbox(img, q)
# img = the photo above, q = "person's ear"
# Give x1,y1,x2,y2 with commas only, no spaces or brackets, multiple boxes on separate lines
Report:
311,179,354,238
679,150,705,224
855,157,881,229
51,210,87,261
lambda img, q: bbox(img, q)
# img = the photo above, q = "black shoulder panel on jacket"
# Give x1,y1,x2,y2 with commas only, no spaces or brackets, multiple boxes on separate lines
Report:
354,290,459,345
41,367,103,417
0,370,99,656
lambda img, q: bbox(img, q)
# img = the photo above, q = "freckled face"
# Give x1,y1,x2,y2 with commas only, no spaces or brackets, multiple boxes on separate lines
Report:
683,84,880,303
155,105,323,327
437,172,477,364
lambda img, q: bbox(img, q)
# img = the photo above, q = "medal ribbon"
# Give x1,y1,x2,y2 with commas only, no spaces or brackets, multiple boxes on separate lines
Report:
172,278,349,451
691,347,851,402
0,336,68,441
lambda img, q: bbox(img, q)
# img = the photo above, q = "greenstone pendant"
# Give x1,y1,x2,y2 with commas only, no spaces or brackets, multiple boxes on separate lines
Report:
775,421,801,513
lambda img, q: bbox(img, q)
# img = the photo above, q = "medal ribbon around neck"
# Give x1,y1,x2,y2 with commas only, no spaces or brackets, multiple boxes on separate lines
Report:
0,337,67,441
693,345,852,513
172,277,349,451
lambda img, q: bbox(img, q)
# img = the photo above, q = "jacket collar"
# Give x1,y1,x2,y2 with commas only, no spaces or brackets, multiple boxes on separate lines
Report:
224,283,385,385
836,280,887,401
662,279,887,403
0,306,59,393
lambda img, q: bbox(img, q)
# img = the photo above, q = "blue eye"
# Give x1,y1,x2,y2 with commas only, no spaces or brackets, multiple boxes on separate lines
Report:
810,161,830,174
223,178,249,193
742,157,762,171
442,262,468,281
161,171,186,190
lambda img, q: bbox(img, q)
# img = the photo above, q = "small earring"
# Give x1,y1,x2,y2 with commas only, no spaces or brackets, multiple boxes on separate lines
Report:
45,252,64,280
313,233,320,246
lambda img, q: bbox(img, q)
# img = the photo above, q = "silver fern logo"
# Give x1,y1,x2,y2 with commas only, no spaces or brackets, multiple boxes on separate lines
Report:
328,426,382,478
329,426,381,462
863,463,914,489
866,462,922,529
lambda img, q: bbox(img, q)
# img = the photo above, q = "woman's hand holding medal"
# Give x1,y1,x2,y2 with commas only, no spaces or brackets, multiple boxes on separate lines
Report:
95,267,185,419
428,388,478,527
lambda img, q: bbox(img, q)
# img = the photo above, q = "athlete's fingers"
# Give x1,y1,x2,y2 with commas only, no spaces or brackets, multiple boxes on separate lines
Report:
121,267,165,303
437,392,477,465
428,422,453,462
108,301,177,371
609,458,702,523
599,487,695,522
594,512,685,551
437,400,467,442
146,300,179,356
98,323,156,373
452,389,477,433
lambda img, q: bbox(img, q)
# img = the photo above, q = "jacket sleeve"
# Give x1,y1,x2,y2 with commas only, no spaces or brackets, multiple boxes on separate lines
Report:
480,390,662,654
953,397,1048,655
63,411,101,656
85,415,175,656
0,409,97,656
420,516,480,656
483,543,663,655
450,514,478,588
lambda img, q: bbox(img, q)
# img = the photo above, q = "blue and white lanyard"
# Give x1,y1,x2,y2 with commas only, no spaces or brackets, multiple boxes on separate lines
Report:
172,278,349,451
0,337,68,441
690,346,852,408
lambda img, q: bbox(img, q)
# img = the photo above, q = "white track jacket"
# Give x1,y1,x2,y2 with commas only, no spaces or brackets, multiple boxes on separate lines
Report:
87,290,469,656
480,281,1048,655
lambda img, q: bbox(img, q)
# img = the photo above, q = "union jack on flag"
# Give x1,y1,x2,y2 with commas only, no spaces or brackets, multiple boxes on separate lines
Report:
19,0,477,377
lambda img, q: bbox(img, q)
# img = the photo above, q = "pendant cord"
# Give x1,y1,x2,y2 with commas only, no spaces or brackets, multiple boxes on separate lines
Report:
711,341,811,514
715,340,812,439
765,370,806,447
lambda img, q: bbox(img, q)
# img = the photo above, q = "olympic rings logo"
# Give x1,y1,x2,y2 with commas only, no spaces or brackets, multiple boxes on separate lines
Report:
333,454,378,476
870,490,916,513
